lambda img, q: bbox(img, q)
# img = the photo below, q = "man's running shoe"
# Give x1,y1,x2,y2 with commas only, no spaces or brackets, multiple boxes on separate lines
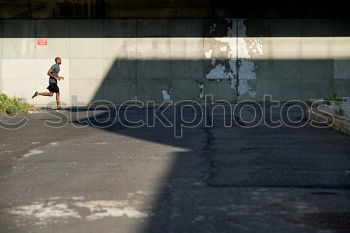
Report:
32,91,38,99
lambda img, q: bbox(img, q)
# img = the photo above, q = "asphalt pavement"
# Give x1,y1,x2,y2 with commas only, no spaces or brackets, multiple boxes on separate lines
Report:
0,103,349,233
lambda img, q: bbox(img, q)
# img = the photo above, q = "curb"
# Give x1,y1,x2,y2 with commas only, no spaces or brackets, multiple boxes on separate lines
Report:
306,99,350,136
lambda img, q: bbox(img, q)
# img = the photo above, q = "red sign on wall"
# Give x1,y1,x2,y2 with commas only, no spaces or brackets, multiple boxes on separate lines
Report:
36,38,48,46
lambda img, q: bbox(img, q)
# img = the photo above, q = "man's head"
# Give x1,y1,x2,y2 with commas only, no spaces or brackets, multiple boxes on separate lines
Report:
55,57,62,65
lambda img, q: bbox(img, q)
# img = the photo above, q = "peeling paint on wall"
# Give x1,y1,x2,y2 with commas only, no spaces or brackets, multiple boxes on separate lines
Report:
198,83,204,99
161,88,172,101
219,46,227,52
204,49,216,66
206,64,233,80
195,80,204,99
250,38,264,55
205,49,213,59
238,80,257,98
205,19,263,99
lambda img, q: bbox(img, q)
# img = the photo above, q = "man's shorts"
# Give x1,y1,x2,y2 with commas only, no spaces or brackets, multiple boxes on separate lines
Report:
47,83,60,93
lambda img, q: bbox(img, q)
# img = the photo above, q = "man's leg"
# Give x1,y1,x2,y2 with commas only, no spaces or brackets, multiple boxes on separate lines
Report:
38,92,53,96
56,92,61,109
32,91,53,98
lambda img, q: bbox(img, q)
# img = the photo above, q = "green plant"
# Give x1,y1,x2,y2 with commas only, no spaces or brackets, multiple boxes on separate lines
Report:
0,93,35,115
0,93,9,102
324,93,345,104
335,106,345,116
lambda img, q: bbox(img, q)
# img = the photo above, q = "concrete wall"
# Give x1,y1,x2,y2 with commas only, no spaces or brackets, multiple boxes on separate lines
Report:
0,19,350,106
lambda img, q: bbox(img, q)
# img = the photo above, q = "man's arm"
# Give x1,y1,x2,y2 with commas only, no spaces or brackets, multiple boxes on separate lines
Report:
47,69,64,81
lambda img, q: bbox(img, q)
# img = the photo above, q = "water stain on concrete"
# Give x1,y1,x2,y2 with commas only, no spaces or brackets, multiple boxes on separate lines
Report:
8,197,148,225
22,149,44,159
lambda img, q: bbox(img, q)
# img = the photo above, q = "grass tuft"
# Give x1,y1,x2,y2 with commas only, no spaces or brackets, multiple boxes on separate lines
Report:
0,93,36,115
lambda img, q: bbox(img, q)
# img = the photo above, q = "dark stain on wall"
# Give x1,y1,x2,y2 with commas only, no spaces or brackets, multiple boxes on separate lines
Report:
53,0,110,18
0,0,349,19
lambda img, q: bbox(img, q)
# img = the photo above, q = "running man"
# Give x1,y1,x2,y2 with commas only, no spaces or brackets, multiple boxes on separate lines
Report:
32,57,64,110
